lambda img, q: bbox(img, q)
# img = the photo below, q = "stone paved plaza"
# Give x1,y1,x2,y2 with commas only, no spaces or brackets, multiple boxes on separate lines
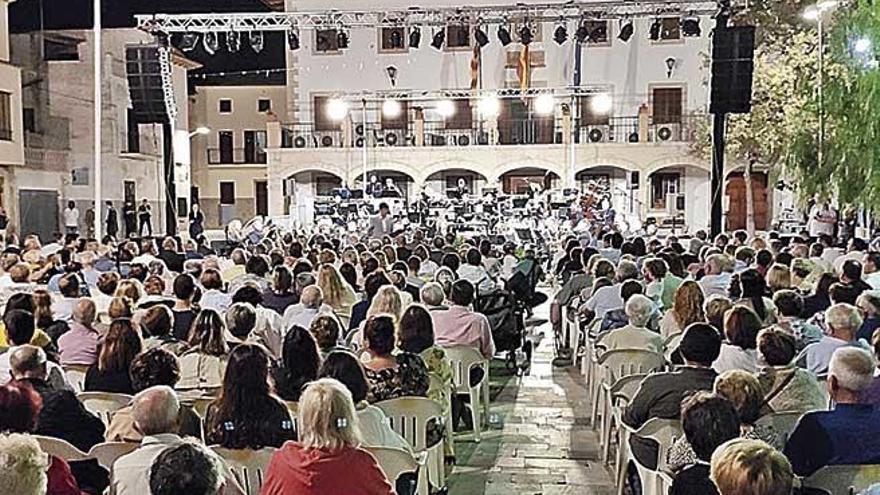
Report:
448,306,616,495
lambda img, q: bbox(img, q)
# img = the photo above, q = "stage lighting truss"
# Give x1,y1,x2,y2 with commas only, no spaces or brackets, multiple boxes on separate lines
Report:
178,32,199,52
249,30,264,52
226,30,241,52
287,29,300,50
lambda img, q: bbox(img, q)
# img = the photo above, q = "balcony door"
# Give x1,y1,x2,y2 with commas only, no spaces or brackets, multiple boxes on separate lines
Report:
652,88,683,124
219,131,234,163
499,99,553,145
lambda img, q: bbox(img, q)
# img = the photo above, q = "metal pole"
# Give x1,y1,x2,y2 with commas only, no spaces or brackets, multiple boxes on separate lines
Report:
569,95,576,188
817,16,824,170
362,99,368,193
93,0,102,241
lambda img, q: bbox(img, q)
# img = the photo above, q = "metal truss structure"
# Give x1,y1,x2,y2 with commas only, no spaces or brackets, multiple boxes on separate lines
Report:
136,0,748,34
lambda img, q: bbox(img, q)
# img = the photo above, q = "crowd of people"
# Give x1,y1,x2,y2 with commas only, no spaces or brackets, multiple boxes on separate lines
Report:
552,228,880,495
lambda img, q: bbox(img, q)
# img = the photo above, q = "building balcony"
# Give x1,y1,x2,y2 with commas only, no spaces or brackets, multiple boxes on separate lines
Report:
207,147,268,165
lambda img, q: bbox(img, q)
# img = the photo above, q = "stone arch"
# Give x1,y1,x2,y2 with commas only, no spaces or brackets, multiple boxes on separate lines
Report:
490,159,564,184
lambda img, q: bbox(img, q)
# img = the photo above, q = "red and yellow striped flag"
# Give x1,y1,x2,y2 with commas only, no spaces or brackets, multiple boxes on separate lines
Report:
470,43,481,90
517,45,531,92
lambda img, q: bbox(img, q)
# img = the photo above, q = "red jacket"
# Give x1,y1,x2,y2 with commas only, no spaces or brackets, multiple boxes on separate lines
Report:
48,456,85,495
260,442,393,495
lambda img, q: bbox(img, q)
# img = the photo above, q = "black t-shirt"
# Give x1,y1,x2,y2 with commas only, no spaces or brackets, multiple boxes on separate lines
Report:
172,308,199,341
84,365,134,395
670,464,718,495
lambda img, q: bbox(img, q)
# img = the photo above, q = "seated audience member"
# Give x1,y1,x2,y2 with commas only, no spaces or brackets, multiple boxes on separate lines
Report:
785,347,880,476
262,265,298,315
362,314,429,403
420,282,448,311
84,318,142,394
112,386,243,495
349,272,391,330
432,280,496,359
797,303,867,376
856,291,880,342
149,441,242,495
141,305,186,355
734,269,777,326
597,294,664,353
582,260,640,320
260,378,394,495
840,259,873,297
8,292,56,350
754,328,827,413
232,286,283,359
318,351,410,452
0,309,67,389
711,439,794,495
599,279,651,334
283,285,332,331
317,263,358,328
0,432,74,495
457,247,496,294
699,254,734,298
177,309,229,391
199,268,231,313
205,343,296,449
802,273,836,319
272,326,321,402
713,305,762,374
771,289,823,351
51,274,82,321
669,392,740,495
861,329,880,404
310,314,343,358
224,302,256,346
171,273,200,341
106,348,201,442
57,298,100,366
643,257,683,311
623,323,721,471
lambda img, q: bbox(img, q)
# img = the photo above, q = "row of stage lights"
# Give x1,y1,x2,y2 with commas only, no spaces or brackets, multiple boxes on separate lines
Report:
175,16,702,54
323,92,614,121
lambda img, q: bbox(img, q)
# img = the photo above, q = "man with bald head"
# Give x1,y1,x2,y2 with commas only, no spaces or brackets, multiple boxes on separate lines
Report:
110,386,243,495
282,284,335,332
58,298,100,366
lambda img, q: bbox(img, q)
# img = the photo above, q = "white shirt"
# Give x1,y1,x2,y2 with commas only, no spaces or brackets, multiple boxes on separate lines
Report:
63,208,79,227
866,271,880,290
199,289,232,313
699,272,732,298
500,255,519,280
357,404,412,453
585,283,623,319
808,205,836,237
713,343,758,374
51,297,79,322
457,264,496,294
0,350,70,390
282,303,335,332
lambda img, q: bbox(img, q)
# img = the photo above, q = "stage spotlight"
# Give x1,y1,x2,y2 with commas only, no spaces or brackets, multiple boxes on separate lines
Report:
534,94,556,115
382,99,402,118
497,25,513,46
553,25,567,45
519,25,533,45
178,32,199,52
682,17,701,37
437,99,456,119
618,20,634,42
431,29,445,50
327,98,349,121
409,27,422,48
287,30,300,51
649,19,661,40
575,23,589,43
477,95,501,119
249,31,264,53
336,30,349,49
203,32,219,54
227,31,241,52
591,93,613,115
475,26,490,47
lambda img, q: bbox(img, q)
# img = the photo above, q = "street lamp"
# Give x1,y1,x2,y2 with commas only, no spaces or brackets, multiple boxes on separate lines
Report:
803,0,838,169
188,126,210,138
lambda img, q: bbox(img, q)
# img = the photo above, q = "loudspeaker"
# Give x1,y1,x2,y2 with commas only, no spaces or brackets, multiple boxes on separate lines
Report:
710,26,755,115
126,44,170,124
630,171,640,190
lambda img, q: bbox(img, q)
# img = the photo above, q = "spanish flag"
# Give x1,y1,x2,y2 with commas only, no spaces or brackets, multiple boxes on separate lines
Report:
469,43,481,90
517,44,531,93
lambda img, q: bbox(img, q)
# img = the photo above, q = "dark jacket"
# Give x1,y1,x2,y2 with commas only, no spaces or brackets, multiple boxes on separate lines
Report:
84,365,134,395
670,463,718,495
784,403,880,476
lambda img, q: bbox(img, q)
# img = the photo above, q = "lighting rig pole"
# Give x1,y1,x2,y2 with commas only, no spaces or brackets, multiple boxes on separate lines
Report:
93,0,102,241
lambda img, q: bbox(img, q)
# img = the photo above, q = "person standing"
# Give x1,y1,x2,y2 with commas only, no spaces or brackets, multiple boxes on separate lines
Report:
137,199,152,237
84,203,95,238
0,207,8,238
105,201,118,239
63,201,79,236
367,202,393,240
123,200,136,238
808,200,837,239
188,203,204,240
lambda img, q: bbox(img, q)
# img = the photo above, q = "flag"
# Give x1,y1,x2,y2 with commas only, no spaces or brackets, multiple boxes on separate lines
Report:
469,43,481,90
517,44,531,92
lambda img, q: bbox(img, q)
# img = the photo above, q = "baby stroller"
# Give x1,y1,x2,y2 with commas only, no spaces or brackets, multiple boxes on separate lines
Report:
474,289,531,373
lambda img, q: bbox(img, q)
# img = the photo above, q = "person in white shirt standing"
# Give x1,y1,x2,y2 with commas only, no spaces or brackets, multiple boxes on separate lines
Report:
63,200,79,235
863,252,880,290
807,200,837,238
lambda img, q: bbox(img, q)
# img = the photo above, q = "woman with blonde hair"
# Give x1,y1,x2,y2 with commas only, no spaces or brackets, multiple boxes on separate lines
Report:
659,281,706,338
710,439,793,495
261,378,394,495
366,285,403,323
317,263,358,327
765,264,792,294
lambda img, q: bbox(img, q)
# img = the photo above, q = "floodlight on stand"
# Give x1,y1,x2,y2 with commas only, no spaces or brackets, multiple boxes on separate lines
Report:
591,93,613,114
409,27,422,48
336,29,350,49
249,31,264,52
437,99,456,119
575,22,589,43
618,20,634,42
649,19,661,40
178,32,199,52
534,94,556,115
194,126,210,136
477,95,501,119
431,29,445,50
287,29,300,51
227,31,241,53
553,24,568,45
519,25,533,45
681,17,701,37
382,99,402,118
203,32,219,55
497,25,513,46
326,98,349,121
474,26,490,47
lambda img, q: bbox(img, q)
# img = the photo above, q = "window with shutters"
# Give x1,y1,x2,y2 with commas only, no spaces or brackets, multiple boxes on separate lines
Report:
444,100,473,130
652,87,683,124
220,182,235,205
446,25,471,50
379,27,408,53
579,94,611,126
313,95,341,131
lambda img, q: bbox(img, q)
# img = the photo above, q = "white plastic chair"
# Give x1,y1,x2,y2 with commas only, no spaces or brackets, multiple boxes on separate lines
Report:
374,396,444,495
754,411,804,447
614,418,682,495
601,373,648,464
365,446,421,495
33,435,90,463
89,441,138,470
77,392,133,426
443,345,489,442
591,350,666,430
428,372,453,464
662,332,683,362
802,464,880,495
212,446,277,495
62,365,89,393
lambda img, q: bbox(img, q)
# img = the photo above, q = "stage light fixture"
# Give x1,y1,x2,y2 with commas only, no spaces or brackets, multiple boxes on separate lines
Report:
409,27,422,48
382,100,402,118
553,25,568,45
534,94,556,115
287,30,300,51
618,20,634,42
249,31,264,53
437,99,456,119
575,23,589,43
431,29,445,50
682,17,701,37
519,25,533,45
591,93,613,114
498,25,513,46
327,98,349,121
649,19,661,40
227,31,241,53
203,32,219,54
477,95,501,119
178,32,199,52
336,30,350,49
474,26,490,48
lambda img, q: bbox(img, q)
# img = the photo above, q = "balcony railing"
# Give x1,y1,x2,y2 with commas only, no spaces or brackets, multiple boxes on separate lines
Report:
207,147,267,165
279,114,705,149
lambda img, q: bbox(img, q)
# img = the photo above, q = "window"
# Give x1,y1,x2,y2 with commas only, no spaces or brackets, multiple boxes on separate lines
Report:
652,87,683,124
0,92,11,141
313,95,341,131
43,38,79,61
218,131,234,163
380,27,407,52
220,182,235,205
71,168,90,185
315,29,340,53
651,172,680,209
218,99,232,113
659,18,681,41
444,100,473,130
126,109,140,152
446,25,471,49
579,94,611,126
23,108,36,133
258,99,271,112
315,175,341,196
244,130,267,164
585,21,609,44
